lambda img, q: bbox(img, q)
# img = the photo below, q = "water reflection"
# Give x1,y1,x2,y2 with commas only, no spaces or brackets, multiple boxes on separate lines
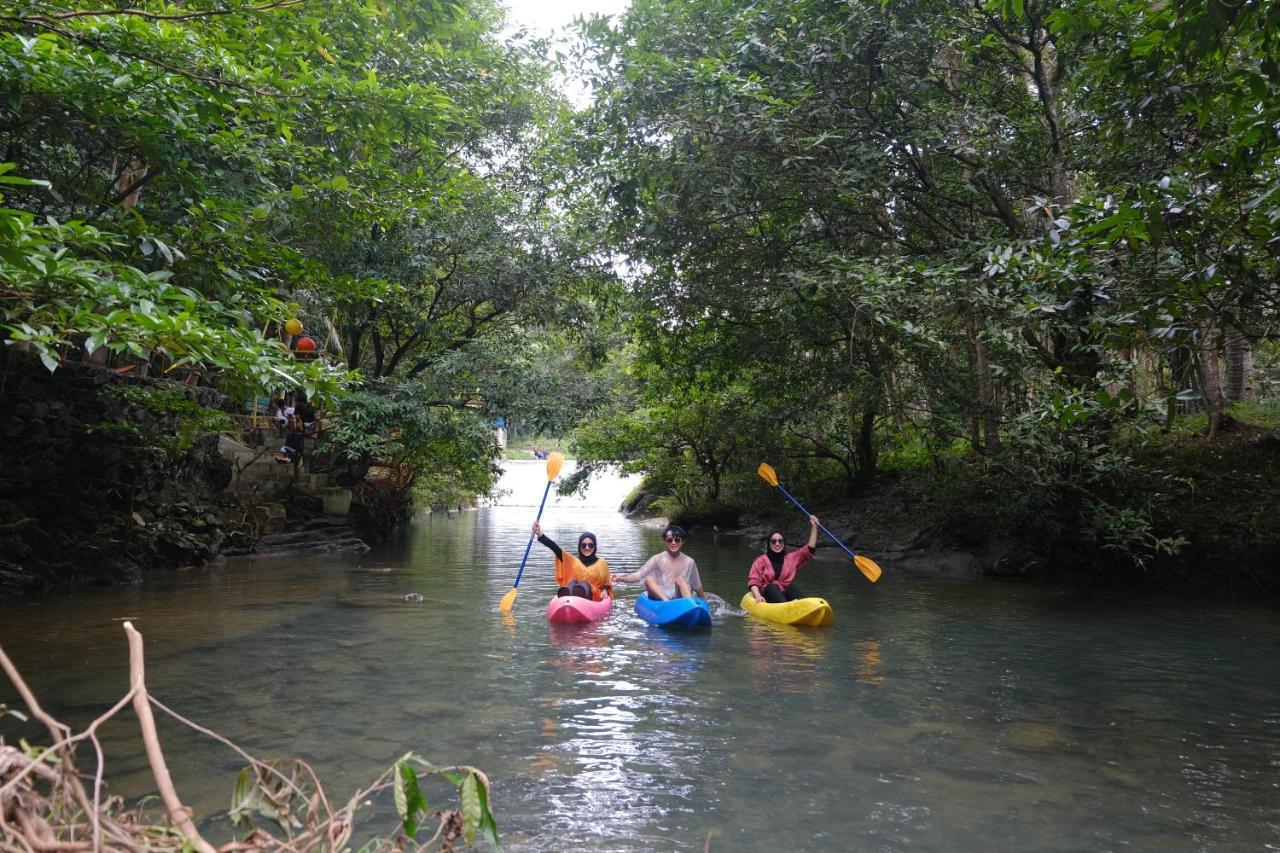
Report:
499,610,517,638
743,618,830,656
532,612,714,847
546,620,612,655
855,639,885,686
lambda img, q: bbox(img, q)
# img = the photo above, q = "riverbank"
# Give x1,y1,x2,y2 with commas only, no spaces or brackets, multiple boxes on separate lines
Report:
0,356,374,596
5,347,1276,601
634,418,1280,598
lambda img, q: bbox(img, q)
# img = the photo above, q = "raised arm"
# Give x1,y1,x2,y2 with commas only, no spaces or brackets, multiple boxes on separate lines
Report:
533,522,562,559
807,515,819,550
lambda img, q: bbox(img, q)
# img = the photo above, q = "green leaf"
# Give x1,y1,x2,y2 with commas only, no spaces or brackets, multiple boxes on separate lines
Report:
460,771,482,844
393,759,428,839
85,328,109,355
474,772,500,849
229,767,254,826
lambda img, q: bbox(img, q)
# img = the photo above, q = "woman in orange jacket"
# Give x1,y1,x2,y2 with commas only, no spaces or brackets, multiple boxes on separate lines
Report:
532,522,611,600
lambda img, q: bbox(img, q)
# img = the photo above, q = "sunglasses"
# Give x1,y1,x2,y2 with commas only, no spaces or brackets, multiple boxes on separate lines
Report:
769,537,785,544
664,535,683,543
580,541,596,549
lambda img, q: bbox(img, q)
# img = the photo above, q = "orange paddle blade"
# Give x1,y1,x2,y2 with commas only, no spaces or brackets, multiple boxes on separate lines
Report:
854,555,882,583
547,451,565,480
756,462,779,487
498,586,518,612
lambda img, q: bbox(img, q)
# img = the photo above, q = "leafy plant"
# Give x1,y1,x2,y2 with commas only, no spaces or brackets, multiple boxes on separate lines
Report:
108,385,232,453
323,379,502,504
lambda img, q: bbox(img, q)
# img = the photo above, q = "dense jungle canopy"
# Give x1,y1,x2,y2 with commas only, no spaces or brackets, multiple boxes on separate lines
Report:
2,0,1279,585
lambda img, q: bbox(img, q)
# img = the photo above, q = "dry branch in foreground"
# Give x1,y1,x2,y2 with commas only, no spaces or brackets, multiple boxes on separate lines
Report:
0,623,498,851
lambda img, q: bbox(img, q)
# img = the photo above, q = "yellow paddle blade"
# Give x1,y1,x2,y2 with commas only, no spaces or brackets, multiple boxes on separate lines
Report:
854,555,882,583
756,462,779,487
547,451,565,480
498,586,518,612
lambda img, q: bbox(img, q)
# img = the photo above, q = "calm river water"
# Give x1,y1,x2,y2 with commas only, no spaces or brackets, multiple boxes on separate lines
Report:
2,461,1279,851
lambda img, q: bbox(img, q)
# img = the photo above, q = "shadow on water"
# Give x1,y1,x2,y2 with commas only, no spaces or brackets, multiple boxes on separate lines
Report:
2,466,1279,850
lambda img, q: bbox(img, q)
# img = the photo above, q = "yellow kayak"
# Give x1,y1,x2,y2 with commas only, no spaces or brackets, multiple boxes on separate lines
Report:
739,593,834,626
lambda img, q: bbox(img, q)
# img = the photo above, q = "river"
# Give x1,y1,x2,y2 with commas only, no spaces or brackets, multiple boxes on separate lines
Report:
2,460,1279,850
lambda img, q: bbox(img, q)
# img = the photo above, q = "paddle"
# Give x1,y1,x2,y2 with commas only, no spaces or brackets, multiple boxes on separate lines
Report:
499,451,565,611
756,462,882,583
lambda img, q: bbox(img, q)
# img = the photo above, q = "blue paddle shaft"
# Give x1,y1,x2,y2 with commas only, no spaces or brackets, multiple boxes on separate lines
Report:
774,482,858,561
512,479,554,589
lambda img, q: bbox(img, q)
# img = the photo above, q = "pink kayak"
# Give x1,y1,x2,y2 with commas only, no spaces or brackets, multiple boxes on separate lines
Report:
546,594,612,624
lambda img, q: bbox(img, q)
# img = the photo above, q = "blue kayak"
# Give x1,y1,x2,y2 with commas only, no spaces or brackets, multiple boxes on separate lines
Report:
634,593,712,629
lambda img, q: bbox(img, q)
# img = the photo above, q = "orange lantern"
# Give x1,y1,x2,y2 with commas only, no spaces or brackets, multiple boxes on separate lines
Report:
284,318,303,336
296,336,316,352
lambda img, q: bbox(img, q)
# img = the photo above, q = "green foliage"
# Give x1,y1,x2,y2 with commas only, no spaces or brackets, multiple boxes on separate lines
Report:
570,349,755,506
878,436,970,473
418,758,500,849
229,752,500,848
0,198,344,396
991,388,1189,564
561,0,1280,573
5,0,1279,573
1081,499,1188,568
324,380,501,501
102,384,231,453
393,759,429,840
1,0,570,511
1143,424,1280,563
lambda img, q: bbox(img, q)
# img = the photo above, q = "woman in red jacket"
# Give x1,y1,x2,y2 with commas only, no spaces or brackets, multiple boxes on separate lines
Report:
747,515,819,603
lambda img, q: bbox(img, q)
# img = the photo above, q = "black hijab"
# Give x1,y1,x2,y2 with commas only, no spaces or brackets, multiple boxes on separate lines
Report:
765,530,786,575
577,531,599,566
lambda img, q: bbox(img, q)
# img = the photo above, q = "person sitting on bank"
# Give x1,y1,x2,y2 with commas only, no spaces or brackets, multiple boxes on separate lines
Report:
275,414,305,464
295,393,319,437
612,525,704,600
270,394,292,434
748,515,819,603
533,522,611,600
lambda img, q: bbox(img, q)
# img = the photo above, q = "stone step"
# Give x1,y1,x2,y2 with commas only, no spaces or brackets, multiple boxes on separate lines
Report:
305,472,331,490
315,486,352,516
236,465,301,484
220,434,342,512
218,435,279,466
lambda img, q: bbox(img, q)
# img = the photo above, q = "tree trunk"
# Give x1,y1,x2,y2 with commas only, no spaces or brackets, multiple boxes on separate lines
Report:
1163,345,1189,429
1198,320,1225,440
1223,325,1251,402
856,407,877,483
964,312,991,453
975,328,1001,453
1029,31,1073,205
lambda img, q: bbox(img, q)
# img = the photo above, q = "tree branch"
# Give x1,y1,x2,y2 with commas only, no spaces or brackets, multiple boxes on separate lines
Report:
29,0,309,24
123,621,217,853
